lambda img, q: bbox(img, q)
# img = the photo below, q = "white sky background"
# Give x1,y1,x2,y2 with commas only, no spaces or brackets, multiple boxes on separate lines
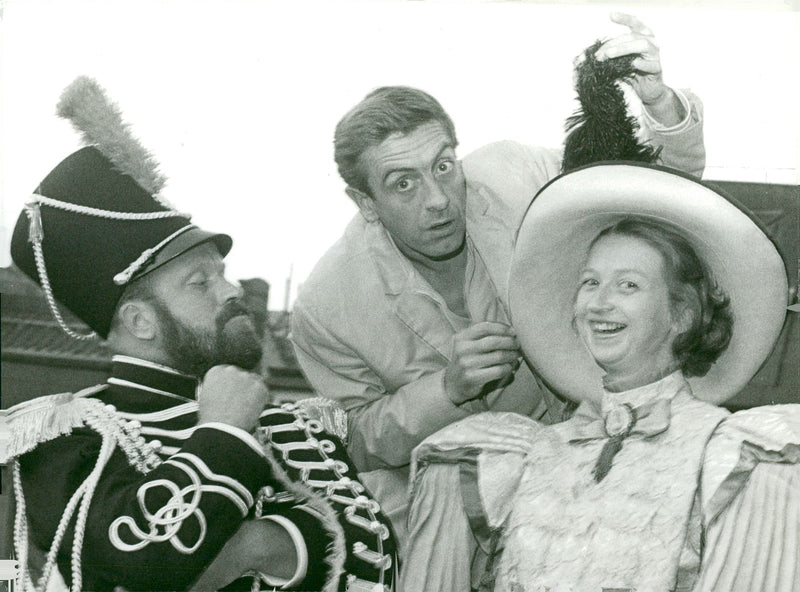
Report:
1,0,798,309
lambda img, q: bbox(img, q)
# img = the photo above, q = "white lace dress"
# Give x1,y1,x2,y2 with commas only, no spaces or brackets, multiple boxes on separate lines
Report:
401,372,800,592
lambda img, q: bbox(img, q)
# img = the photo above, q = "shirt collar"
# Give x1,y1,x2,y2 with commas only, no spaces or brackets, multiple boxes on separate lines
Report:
573,369,688,422
363,218,508,322
568,371,687,447
363,218,421,296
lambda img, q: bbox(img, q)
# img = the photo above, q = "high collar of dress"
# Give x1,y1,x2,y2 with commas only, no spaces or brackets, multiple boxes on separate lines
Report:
104,355,199,411
599,369,687,416
569,370,689,449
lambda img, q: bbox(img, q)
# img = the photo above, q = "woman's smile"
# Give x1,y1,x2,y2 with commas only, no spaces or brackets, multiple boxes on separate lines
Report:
575,234,679,380
588,320,627,335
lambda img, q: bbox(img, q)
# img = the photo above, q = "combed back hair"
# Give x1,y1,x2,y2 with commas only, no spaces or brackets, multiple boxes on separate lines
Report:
591,217,733,377
334,86,458,196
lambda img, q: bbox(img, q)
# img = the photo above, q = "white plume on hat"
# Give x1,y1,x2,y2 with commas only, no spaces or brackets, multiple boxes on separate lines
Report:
56,76,167,198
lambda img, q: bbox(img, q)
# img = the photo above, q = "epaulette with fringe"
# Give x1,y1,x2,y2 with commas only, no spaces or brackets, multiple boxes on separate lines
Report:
296,396,349,444
7,387,164,592
1,386,107,463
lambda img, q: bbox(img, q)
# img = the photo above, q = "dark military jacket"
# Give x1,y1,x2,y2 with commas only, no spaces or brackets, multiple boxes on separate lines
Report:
14,356,395,591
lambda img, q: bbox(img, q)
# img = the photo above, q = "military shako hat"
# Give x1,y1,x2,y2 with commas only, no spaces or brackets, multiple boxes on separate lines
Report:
10,76,231,340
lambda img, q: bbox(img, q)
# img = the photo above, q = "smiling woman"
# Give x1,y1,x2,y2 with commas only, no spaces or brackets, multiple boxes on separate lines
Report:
574,218,734,391
402,163,799,592
575,231,682,386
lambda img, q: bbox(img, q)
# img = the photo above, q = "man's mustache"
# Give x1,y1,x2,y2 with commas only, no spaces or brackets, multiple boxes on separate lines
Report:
216,300,253,330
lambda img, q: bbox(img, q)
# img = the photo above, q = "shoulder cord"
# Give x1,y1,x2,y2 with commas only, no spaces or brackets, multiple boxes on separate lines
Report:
12,461,33,592
12,403,162,592
13,431,115,592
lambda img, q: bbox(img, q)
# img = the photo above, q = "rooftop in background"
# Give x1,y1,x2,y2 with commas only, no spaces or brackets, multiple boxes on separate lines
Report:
0,266,111,369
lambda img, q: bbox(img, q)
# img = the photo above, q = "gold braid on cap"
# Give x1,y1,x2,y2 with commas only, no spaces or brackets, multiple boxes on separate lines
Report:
28,76,193,340
24,194,192,340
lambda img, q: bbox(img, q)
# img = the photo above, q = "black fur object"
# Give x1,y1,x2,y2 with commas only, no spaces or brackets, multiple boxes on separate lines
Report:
562,39,661,173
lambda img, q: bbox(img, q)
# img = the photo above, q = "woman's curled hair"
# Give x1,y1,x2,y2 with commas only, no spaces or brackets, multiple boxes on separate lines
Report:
593,217,734,377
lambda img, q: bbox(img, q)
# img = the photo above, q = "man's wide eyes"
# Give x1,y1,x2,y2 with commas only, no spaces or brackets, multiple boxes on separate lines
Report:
437,160,454,174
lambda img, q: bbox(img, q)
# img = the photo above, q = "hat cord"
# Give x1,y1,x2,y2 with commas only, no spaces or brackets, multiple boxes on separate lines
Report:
32,194,191,221
12,399,163,592
24,195,191,341
112,225,196,286
30,237,98,341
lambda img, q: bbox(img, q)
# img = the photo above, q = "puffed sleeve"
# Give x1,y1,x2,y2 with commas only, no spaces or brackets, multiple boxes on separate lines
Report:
695,405,800,591
401,412,540,592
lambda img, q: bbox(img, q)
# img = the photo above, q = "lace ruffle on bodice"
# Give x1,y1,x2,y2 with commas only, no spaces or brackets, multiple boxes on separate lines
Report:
496,374,728,592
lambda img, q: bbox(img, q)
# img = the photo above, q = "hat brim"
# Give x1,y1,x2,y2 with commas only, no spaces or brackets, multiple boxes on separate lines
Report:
133,226,233,282
509,163,788,405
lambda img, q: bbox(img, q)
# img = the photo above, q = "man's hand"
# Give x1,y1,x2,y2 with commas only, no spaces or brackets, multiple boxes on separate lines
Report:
189,518,298,591
198,365,270,432
596,12,685,125
444,322,522,405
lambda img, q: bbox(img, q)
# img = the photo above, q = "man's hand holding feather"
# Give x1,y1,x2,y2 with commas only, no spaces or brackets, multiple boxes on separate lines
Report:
596,12,685,126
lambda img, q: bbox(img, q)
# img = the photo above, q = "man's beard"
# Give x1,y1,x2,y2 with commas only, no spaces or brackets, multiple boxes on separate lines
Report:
152,298,263,377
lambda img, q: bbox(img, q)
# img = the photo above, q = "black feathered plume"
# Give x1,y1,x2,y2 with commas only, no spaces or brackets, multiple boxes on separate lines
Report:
561,39,661,173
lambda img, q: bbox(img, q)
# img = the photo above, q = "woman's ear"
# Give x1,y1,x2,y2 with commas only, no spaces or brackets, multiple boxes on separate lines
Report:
116,300,158,341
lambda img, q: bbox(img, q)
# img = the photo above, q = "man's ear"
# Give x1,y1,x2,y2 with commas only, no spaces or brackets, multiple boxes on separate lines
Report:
346,187,379,223
116,300,158,341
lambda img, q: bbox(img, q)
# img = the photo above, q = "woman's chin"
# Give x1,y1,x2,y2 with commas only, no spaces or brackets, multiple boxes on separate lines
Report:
587,349,626,372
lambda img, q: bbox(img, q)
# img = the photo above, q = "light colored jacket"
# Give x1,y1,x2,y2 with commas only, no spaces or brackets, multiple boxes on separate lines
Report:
291,90,705,549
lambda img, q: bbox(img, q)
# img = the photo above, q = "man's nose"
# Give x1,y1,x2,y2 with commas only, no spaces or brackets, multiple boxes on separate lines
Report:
423,177,450,211
219,278,244,303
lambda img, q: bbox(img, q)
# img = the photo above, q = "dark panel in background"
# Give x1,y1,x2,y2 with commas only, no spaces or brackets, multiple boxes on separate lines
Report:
705,181,799,410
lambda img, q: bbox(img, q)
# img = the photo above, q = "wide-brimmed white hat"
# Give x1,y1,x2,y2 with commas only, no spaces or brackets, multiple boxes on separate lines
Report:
508,163,789,404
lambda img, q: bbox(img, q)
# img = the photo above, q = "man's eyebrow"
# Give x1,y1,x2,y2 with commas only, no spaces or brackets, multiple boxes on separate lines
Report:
432,143,455,164
381,166,415,186
380,142,455,186
179,256,224,280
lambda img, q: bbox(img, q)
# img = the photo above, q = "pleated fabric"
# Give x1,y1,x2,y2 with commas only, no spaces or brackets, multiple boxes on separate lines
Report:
401,459,476,592
695,461,800,591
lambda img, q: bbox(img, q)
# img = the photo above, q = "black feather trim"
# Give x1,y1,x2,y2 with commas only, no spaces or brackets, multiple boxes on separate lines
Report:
562,39,662,174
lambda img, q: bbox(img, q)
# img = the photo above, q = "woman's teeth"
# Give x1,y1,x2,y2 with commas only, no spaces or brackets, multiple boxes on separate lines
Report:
593,322,625,333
